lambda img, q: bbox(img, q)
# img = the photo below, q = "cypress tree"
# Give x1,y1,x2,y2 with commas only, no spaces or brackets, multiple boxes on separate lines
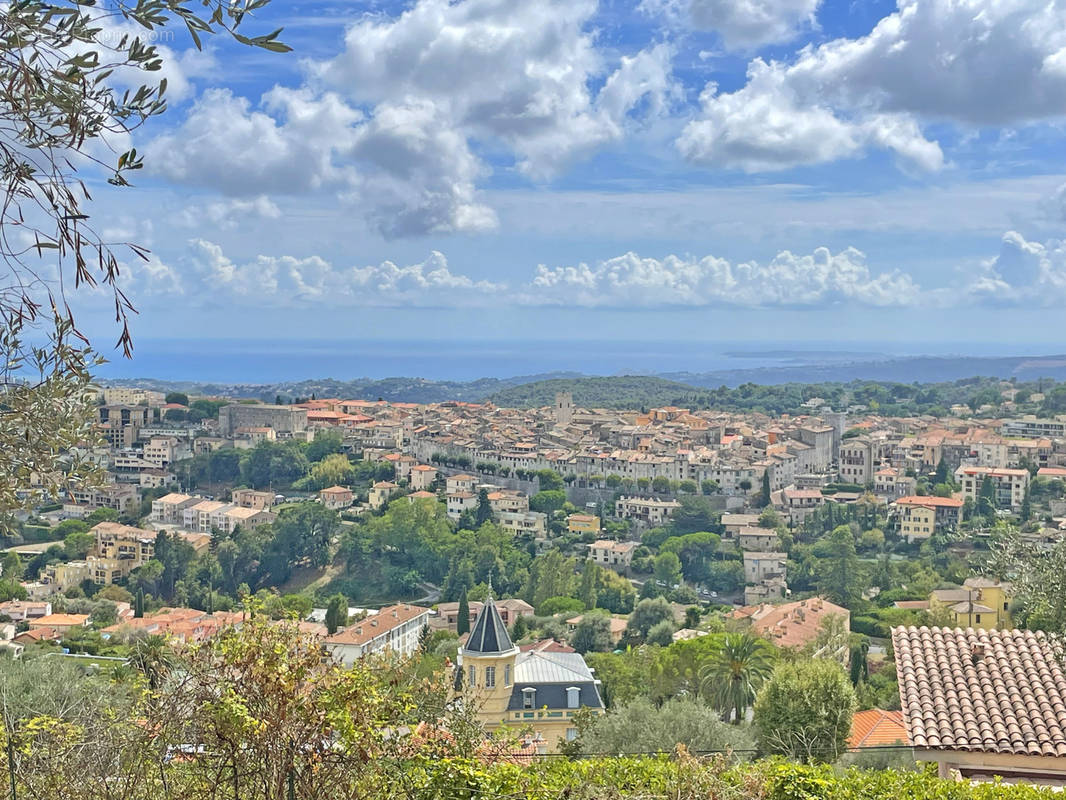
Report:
457,589,471,636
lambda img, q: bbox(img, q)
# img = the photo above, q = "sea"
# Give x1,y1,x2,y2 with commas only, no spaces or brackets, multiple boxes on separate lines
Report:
89,338,1039,384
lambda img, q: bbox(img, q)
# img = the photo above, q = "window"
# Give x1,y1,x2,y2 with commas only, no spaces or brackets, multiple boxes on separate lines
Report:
522,688,536,709
468,665,476,687
566,687,580,709
1004,602,1009,611
565,728,578,742
484,666,496,689
504,664,511,686
975,614,982,624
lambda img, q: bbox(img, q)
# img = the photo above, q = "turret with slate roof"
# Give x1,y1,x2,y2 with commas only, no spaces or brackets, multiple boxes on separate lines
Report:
455,586,604,752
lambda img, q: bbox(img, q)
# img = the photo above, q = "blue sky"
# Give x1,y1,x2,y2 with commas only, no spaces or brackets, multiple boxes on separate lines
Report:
72,0,1066,353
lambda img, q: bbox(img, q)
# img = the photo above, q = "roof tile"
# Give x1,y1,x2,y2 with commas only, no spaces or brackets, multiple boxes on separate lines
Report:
893,625,1066,757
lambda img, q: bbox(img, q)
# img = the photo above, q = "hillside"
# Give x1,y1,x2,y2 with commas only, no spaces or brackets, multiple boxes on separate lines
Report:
487,376,707,409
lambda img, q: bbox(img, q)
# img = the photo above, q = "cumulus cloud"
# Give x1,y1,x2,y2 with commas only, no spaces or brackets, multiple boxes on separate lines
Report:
645,0,822,49
680,0,1066,171
122,240,925,310
346,100,497,237
316,0,679,180
523,246,918,307
146,0,680,237
148,88,362,194
678,63,942,172
131,241,506,307
966,231,1066,305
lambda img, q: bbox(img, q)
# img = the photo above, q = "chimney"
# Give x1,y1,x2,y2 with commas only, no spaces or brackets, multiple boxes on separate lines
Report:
971,643,986,663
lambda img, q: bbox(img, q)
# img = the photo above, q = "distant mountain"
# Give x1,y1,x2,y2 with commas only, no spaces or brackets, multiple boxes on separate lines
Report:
100,353,1066,406
663,354,1066,388
101,372,584,404
487,376,705,409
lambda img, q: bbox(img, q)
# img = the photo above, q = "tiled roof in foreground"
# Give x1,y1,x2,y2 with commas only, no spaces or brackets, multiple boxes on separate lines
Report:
893,625,1066,757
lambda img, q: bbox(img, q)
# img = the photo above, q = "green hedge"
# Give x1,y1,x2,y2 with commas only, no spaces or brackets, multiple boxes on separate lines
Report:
397,754,1059,800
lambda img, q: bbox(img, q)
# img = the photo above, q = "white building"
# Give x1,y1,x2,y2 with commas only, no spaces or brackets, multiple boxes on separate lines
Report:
323,604,430,666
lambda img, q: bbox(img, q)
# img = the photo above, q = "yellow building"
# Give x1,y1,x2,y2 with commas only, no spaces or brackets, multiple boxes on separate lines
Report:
457,596,604,752
567,514,601,535
898,503,935,543
930,577,1012,630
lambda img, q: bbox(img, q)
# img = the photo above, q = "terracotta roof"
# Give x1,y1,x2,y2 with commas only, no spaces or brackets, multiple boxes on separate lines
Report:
893,625,1066,757
895,495,964,508
324,604,429,648
730,597,849,650
850,709,907,748
29,613,89,628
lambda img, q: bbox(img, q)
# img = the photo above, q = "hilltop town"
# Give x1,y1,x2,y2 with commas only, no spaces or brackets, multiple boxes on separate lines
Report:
4,377,1066,782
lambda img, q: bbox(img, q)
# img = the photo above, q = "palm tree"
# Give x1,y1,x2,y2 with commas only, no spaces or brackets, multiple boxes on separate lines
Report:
128,633,174,691
699,632,774,724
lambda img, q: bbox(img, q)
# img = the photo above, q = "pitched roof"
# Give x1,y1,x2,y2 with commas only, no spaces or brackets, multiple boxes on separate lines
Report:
895,495,964,508
893,625,1066,757
324,604,429,648
850,709,907,748
464,596,514,655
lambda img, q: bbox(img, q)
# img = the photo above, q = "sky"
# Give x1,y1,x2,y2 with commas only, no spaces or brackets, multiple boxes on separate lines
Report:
68,0,1066,353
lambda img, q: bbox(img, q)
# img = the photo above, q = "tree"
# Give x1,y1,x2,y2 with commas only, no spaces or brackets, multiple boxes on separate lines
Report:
128,633,174,691
754,659,856,763
306,430,345,462
134,588,145,619
759,471,772,508
0,551,20,581
574,697,754,755
475,488,494,526
457,589,471,636
653,551,682,588
270,503,340,573
325,593,349,635
571,612,613,654
530,489,567,516
0,5,288,521
64,530,94,560
165,392,189,406
977,476,997,518
701,479,720,495
934,456,949,485
310,453,354,490
1021,486,1032,521
627,597,673,640
813,525,864,608
699,633,775,724
646,619,676,646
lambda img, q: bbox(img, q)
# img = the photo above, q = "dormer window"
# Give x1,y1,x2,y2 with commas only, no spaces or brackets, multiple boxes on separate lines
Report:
566,686,580,709
522,687,536,709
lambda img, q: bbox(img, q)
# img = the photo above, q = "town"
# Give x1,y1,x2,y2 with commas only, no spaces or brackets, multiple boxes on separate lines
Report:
4,378,1066,788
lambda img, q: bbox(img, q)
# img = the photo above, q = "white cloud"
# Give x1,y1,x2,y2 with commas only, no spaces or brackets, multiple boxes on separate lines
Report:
177,196,282,230
124,239,923,310
523,246,918,307
680,0,1066,171
316,0,678,179
645,0,822,49
678,63,941,171
346,100,497,237
967,231,1066,305
148,241,506,307
147,0,680,237
148,88,362,194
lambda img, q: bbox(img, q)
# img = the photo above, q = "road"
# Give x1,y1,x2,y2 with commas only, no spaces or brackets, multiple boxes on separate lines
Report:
3,539,63,555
